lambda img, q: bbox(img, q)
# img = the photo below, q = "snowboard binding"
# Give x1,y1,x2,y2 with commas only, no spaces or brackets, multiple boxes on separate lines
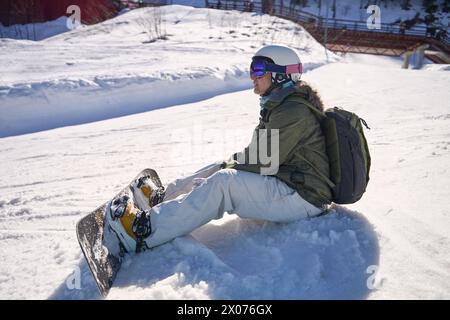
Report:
109,195,131,220
132,175,165,209
106,175,165,254
132,210,152,253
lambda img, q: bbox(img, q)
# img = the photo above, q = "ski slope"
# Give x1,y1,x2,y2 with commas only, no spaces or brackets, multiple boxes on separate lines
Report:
0,6,449,300
0,5,337,138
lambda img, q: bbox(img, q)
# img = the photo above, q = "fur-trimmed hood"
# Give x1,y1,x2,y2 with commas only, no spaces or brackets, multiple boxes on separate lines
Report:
260,81,325,112
295,81,324,112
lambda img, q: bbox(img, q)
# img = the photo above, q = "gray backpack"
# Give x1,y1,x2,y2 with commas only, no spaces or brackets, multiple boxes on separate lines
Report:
301,101,371,204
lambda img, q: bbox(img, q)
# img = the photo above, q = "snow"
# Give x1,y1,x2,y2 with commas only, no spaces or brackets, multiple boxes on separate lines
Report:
305,59,450,299
293,0,449,27
422,63,450,71
1,0,447,43
262,0,447,26
173,0,449,26
0,16,77,41
0,5,337,138
1,5,450,300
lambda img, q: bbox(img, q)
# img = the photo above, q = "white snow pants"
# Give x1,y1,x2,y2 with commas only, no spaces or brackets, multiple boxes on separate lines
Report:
145,162,322,248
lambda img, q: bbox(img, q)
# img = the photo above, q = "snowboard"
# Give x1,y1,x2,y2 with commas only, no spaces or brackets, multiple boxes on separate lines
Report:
76,168,164,297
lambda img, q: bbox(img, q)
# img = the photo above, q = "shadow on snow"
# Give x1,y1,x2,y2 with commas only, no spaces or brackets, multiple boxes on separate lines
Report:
49,205,379,299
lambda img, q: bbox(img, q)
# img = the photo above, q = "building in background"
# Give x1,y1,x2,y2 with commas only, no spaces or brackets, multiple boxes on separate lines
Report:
0,0,121,26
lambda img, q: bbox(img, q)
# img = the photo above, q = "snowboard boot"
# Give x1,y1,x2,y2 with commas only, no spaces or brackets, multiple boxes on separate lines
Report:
131,175,165,210
106,194,153,253
106,175,165,253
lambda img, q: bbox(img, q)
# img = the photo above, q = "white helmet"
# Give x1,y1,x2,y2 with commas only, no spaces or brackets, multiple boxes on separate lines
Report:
252,45,302,83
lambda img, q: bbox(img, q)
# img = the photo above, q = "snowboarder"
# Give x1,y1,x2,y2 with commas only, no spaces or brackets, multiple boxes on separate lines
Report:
106,45,333,253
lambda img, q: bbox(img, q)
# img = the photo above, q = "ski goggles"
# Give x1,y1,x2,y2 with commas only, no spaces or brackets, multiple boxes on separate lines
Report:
250,59,303,79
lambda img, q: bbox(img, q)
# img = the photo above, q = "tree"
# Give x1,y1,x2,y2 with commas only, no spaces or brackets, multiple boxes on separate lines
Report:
422,0,439,14
442,0,450,13
262,0,274,14
11,0,39,40
400,0,412,10
422,0,438,27
331,0,336,19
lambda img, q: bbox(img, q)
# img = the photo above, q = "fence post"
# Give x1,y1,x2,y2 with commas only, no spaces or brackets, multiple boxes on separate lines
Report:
402,51,412,69
413,44,428,69
324,0,329,63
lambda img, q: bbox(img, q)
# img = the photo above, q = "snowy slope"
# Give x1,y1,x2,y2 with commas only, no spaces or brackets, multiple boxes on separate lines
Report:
0,5,338,138
1,5,450,300
287,0,449,26
1,75,379,300
1,53,449,300
175,0,449,26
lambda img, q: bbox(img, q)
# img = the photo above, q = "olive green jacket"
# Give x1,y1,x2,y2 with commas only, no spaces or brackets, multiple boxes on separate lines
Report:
223,83,333,208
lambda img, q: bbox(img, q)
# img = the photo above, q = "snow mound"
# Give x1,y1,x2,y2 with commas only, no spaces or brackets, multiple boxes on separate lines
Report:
421,64,450,71
0,5,338,138
49,206,378,300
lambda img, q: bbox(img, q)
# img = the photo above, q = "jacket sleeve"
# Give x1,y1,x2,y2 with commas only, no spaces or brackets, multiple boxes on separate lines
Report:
222,121,264,167
223,102,315,174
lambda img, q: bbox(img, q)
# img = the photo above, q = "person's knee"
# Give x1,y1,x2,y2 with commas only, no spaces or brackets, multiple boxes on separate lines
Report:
208,168,237,184
213,168,236,177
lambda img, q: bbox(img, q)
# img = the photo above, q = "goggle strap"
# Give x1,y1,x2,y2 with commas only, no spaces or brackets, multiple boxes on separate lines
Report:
265,63,303,75
286,63,303,74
